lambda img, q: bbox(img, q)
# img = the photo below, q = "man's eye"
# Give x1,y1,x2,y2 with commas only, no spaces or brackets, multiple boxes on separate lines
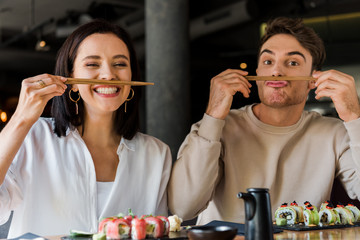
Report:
289,61,299,66
264,60,272,65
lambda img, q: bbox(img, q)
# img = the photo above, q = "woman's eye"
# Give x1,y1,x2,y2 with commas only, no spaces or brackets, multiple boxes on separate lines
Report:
85,63,99,67
114,62,128,67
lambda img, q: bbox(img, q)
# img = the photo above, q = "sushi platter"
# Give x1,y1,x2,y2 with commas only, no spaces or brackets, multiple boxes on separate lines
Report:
274,200,360,231
61,230,188,240
274,221,360,231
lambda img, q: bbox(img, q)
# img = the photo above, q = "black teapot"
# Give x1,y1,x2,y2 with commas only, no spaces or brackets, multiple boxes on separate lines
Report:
237,188,274,240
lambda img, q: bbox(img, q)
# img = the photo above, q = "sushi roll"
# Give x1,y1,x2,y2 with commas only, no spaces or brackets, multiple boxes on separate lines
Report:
106,218,131,239
157,216,170,236
334,204,355,225
144,216,164,238
275,203,298,225
98,217,114,234
304,201,318,212
290,201,304,223
319,203,339,226
345,204,360,222
131,218,146,240
303,204,319,226
320,200,331,211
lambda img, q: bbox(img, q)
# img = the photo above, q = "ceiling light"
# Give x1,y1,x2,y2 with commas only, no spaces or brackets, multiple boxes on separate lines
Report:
0,111,7,122
35,39,50,51
240,62,247,69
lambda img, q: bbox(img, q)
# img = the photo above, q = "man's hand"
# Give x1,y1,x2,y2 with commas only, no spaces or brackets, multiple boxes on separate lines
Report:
206,69,252,119
313,70,360,122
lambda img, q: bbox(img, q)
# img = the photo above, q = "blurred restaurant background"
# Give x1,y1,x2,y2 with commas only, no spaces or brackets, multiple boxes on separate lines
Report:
0,0,360,235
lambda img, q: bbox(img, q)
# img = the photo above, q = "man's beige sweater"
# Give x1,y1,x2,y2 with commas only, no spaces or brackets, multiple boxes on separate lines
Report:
168,104,360,225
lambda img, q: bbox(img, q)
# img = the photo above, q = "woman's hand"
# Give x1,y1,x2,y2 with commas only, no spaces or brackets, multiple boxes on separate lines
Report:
14,74,67,124
313,70,360,122
206,69,251,119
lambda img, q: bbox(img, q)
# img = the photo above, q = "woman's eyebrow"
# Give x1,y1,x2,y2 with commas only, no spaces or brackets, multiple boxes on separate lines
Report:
81,55,101,61
113,54,129,61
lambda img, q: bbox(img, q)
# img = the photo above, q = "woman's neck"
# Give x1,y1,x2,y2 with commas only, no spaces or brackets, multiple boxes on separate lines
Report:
78,112,121,148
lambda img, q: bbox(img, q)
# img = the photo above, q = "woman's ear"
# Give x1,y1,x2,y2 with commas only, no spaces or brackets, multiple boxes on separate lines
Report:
71,84,79,92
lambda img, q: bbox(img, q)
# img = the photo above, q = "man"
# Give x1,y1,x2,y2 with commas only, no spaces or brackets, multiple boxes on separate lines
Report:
168,17,360,225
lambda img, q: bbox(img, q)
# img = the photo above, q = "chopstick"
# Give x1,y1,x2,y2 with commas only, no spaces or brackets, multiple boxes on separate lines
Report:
245,76,316,81
65,78,154,86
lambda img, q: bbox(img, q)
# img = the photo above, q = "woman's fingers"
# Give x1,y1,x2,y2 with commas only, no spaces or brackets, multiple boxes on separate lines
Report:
16,74,67,124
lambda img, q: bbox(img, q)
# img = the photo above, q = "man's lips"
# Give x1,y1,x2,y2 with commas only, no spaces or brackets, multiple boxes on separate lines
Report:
265,81,288,88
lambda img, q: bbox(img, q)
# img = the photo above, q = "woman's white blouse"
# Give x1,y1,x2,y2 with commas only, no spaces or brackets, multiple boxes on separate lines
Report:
0,118,172,238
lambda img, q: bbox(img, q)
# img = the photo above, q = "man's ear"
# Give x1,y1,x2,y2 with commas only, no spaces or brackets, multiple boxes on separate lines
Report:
309,70,317,90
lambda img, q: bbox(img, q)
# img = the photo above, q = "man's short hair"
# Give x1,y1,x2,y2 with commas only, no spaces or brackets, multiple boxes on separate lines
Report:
259,17,326,71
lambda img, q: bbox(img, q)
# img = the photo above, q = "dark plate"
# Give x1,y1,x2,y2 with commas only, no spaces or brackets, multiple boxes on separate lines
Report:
187,226,237,240
204,220,283,235
274,221,360,231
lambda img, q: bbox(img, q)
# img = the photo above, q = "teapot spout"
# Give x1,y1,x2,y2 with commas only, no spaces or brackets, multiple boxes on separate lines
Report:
237,192,256,220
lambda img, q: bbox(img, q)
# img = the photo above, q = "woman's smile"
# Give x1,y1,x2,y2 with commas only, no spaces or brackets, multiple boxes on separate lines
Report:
93,85,121,97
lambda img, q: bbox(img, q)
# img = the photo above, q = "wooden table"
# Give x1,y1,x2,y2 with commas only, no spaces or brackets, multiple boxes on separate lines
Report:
233,226,360,239
20,227,360,240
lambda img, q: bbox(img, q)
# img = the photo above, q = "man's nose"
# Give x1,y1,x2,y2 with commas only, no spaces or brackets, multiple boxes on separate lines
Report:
271,63,284,77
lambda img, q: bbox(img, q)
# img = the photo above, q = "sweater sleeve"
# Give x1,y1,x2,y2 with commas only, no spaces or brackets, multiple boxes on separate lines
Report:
336,118,360,200
344,118,360,169
167,114,225,220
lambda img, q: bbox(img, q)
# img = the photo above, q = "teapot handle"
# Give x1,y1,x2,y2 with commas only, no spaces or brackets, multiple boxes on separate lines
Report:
237,192,256,220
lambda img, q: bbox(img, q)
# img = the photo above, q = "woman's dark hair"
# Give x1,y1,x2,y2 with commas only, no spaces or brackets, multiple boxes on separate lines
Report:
258,17,326,71
51,19,141,139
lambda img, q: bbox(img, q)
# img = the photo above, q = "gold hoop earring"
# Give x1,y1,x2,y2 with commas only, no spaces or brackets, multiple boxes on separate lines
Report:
124,88,135,113
69,89,81,115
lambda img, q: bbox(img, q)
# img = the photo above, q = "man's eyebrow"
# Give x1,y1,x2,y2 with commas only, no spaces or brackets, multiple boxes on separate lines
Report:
288,51,306,62
259,49,273,56
259,49,307,62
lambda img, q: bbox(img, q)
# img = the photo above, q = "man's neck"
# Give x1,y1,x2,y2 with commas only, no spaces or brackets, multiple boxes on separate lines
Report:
252,103,305,127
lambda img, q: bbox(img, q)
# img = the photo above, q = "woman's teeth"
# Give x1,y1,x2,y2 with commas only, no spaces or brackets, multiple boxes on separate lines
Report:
95,87,119,94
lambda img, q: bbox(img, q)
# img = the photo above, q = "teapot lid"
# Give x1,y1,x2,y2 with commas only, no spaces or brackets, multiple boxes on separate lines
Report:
246,188,269,192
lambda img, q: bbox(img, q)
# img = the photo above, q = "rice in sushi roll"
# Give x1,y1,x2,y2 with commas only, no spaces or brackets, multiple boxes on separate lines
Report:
334,204,355,225
345,204,360,222
144,216,165,238
131,218,146,240
275,203,298,225
318,203,339,226
303,204,319,226
290,201,304,223
106,218,131,239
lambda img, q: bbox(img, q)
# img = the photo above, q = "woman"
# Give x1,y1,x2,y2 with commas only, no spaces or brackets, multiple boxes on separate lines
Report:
0,19,172,238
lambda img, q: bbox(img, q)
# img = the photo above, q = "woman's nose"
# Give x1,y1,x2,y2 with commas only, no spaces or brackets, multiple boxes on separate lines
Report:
99,64,116,80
